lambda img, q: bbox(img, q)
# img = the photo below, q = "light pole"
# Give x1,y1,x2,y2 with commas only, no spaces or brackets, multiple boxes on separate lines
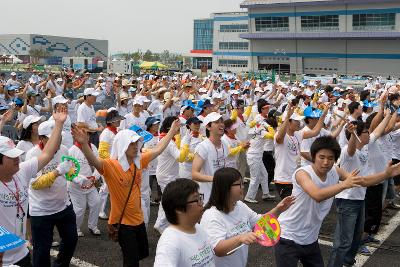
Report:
274,48,286,81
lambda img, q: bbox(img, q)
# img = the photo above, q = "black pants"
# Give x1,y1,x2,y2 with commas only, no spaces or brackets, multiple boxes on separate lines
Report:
275,238,324,267
364,183,383,234
149,175,162,201
262,151,275,184
30,205,78,267
118,223,149,267
14,253,33,267
275,183,293,199
392,159,400,185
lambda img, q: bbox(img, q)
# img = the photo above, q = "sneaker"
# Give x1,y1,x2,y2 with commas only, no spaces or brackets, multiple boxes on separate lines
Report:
51,241,60,247
262,193,275,200
244,197,258,203
358,245,371,256
99,212,109,220
387,202,400,210
77,230,84,237
243,177,251,183
89,227,101,236
363,235,380,245
150,199,159,206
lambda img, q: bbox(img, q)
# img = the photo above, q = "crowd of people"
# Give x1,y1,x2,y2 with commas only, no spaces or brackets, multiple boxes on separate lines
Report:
1,68,400,267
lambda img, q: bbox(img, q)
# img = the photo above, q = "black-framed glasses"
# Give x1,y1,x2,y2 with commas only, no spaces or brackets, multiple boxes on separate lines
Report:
186,193,204,205
232,180,244,188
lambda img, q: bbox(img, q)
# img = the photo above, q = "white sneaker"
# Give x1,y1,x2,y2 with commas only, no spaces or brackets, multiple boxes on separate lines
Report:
99,212,108,220
77,230,84,237
89,227,101,236
262,193,275,200
51,241,60,247
244,197,258,203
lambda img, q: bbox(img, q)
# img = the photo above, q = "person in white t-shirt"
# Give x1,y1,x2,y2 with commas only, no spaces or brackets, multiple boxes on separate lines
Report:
77,88,103,146
276,135,400,267
16,115,42,162
119,98,147,130
22,91,52,117
274,102,329,199
154,116,190,234
154,179,215,267
68,123,102,237
192,112,229,203
0,108,68,267
201,167,295,267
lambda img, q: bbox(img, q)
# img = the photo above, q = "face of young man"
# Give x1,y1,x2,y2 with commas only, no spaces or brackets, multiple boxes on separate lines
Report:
313,149,336,175
207,118,224,137
184,191,205,223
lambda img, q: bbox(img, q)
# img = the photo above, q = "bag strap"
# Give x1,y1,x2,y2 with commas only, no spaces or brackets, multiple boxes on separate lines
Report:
118,165,137,225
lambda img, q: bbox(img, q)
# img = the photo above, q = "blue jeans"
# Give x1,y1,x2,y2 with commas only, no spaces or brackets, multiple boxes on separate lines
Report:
328,199,365,267
30,205,78,267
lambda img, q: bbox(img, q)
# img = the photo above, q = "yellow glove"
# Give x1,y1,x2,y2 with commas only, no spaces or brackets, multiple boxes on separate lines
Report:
31,171,58,190
244,105,252,118
228,146,243,156
98,141,110,159
187,153,194,161
249,120,257,128
264,126,275,139
231,109,238,122
175,134,181,149
178,144,190,163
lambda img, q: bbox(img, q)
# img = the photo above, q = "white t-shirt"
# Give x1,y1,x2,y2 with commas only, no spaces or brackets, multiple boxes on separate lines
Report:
335,145,367,200
200,201,261,267
68,144,99,193
274,132,303,183
0,158,38,265
389,129,400,159
180,135,204,179
300,126,331,166
119,112,147,130
247,120,271,162
26,104,42,116
194,139,229,203
16,140,34,162
221,135,240,169
143,135,159,176
366,134,386,175
48,115,73,148
99,127,116,149
77,102,98,129
154,224,215,267
26,145,71,216
279,165,339,245
156,141,180,189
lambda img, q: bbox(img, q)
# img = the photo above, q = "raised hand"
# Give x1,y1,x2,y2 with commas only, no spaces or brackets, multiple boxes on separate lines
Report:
385,161,400,178
71,125,89,144
53,106,68,124
170,119,181,135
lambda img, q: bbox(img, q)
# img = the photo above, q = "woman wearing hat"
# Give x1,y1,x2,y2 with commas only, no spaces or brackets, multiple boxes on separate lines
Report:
72,118,181,267
16,115,42,162
97,109,125,220
68,122,102,237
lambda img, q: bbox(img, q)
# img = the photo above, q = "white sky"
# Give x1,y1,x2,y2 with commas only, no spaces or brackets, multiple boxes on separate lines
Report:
2,0,245,54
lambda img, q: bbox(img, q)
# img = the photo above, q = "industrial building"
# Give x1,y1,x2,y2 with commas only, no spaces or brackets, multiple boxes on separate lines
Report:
192,0,400,76
0,34,108,65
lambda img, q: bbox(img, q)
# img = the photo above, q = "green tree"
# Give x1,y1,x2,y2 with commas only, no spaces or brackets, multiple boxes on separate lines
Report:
29,48,51,64
143,49,153,61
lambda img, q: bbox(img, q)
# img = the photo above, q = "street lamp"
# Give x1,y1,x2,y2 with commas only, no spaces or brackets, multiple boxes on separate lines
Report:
274,48,286,80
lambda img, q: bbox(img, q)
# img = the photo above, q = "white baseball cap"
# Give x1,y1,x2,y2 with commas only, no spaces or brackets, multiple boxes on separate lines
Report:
83,88,100,97
10,72,16,76
203,112,222,126
28,78,37,84
52,95,69,107
138,96,150,103
56,78,63,82
22,115,43,129
38,120,55,138
0,136,23,158
132,98,144,106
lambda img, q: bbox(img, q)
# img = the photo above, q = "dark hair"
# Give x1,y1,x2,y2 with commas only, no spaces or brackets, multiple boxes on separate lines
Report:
257,99,270,113
0,154,3,164
348,102,360,114
324,85,333,93
159,116,177,133
162,179,199,225
205,167,242,213
360,90,370,102
365,112,377,130
19,124,34,141
310,136,341,162
266,110,278,128
236,99,245,107
224,119,235,133
345,120,366,140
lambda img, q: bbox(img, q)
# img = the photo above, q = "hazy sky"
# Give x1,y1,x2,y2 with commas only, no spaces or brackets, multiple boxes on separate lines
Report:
2,0,245,54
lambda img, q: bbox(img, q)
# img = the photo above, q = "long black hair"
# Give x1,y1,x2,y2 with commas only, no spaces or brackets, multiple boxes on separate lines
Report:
159,116,177,134
20,124,33,141
205,167,242,213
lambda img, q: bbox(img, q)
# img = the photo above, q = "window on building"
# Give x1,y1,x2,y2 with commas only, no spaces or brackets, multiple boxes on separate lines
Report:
218,59,248,68
301,15,339,31
194,19,214,50
220,24,248,32
193,57,212,69
353,13,396,31
255,17,289,32
219,42,249,50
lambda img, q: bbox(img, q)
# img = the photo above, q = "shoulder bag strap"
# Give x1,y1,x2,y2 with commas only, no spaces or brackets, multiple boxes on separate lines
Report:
118,165,137,224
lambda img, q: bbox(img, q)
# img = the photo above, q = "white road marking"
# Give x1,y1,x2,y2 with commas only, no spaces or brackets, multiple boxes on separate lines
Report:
318,210,400,267
50,249,99,267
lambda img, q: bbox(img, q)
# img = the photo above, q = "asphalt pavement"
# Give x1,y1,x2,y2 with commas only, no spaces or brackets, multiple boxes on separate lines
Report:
50,184,400,267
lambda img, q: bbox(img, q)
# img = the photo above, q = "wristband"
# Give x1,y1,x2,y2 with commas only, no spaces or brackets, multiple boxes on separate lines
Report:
61,156,80,181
